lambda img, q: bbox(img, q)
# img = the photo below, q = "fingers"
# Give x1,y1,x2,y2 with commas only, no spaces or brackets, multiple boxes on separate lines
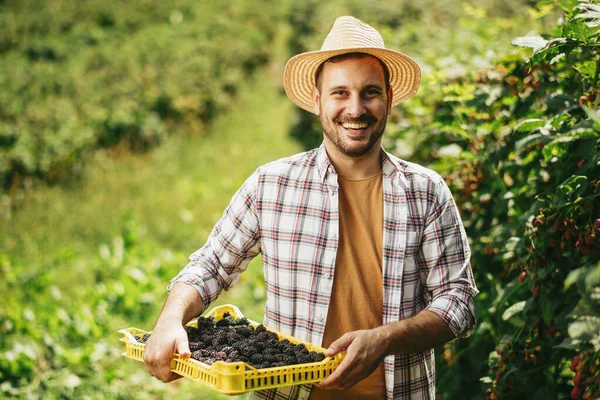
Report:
318,350,355,389
176,338,191,359
318,329,387,390
143,324,189,382
325,331,357,357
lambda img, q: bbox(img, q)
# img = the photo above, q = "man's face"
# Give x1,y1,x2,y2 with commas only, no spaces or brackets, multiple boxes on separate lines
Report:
312,55,392,158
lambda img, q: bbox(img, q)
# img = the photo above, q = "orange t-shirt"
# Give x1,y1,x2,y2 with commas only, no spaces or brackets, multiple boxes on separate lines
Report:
309,171,386,400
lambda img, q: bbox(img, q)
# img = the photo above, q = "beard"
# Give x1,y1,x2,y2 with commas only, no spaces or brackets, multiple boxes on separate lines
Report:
320,112,388,158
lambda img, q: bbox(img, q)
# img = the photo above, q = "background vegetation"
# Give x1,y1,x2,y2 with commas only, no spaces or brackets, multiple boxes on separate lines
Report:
1,0,598,399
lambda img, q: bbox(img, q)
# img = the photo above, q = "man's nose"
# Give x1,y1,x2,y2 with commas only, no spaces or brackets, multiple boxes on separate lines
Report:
346,94,366,117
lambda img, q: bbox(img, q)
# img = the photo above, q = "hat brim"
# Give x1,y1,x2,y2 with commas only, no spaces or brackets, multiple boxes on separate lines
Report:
283,48,421,113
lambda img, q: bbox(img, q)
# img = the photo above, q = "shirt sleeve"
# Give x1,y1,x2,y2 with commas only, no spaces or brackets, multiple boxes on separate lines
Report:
419,176,478,339
167,171,261,313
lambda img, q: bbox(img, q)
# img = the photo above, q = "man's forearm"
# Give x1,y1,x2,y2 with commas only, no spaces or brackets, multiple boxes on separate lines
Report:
377,310,455,355
156,282,205,326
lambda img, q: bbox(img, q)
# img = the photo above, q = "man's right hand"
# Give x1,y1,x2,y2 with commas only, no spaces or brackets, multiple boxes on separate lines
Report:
143,318,192,382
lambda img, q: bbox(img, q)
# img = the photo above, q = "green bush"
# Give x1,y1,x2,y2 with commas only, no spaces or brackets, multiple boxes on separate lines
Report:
0,0,277,191
391,1,600,398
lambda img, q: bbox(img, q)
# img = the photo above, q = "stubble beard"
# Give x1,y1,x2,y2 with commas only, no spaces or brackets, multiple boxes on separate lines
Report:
320,114,387,158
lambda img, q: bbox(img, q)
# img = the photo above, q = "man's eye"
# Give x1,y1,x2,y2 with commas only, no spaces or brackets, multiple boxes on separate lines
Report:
365,90,381,96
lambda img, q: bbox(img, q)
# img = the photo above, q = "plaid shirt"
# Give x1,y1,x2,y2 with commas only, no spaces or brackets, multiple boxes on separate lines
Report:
169,145,478,400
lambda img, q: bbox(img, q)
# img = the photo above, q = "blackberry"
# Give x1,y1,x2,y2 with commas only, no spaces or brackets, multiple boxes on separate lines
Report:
232,341,245,352
280,354,297,365
309,351,325,362
184,325,198,336
250,354,265,364
255,325,267,334
226,331,242,344
283,347,296,356
215,351,228,361
253,341,266,352
216,316,237,327
189,341,204,351
255,332,271,342
264,347,279,356
264,354,277,364
196,316,216,330
235,317,249,326
235,325,253,338
226,350,241,361
137,333,151,343
238,343,255,357
297,354,313,364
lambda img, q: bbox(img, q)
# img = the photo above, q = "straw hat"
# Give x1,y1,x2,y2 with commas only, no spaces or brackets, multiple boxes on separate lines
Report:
284,16,421,113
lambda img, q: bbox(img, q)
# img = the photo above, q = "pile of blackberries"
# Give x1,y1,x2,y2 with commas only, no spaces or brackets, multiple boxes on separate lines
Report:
136,312,326,369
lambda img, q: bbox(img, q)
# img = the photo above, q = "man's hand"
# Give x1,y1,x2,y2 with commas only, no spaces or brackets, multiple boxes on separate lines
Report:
317,311,455,390
317,328,389,390
143,318,191,382
142,283,204,382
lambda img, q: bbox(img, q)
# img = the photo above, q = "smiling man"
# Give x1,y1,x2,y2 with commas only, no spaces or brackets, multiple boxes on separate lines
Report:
144,16,478,400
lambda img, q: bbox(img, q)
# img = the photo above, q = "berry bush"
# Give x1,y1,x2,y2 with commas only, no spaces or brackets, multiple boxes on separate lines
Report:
390,1,600,398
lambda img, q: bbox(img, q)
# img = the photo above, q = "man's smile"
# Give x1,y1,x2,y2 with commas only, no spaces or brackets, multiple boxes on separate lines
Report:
340,121,369,130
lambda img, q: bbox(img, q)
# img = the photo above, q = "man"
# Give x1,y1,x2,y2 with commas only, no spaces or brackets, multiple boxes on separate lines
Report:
144,16,478,400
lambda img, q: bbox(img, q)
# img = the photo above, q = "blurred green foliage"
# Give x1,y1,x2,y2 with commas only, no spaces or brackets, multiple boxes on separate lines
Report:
2,0,600,399
0,0,277,192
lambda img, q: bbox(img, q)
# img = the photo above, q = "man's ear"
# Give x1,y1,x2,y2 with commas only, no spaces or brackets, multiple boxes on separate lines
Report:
311,86,321,116
387,86,394,115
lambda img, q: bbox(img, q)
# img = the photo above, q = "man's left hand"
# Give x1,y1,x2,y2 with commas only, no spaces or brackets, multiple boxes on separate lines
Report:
317,328,389,390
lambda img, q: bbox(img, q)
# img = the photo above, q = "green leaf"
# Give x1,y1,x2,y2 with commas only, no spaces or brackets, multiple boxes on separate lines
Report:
542,139,569,161
502,300,526,321
514,119,546,133
544,93,576,111
582,105,600,125
557,0,579,13
542,301,558,325
565,268,585,289
568,317,600,341
511,35,548,50
575,3,600,27
556,175,588,199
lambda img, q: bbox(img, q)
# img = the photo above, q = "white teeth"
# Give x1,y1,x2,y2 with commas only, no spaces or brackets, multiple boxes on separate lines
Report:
341,122,368,129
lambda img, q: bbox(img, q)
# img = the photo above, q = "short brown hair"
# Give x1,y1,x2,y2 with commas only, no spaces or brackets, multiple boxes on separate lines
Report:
314,52,390,92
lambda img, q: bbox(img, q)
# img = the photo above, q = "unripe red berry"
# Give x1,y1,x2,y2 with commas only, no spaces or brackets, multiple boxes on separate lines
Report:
571,355,582,372
495,370,503,382
519,271,527,283
571,385,583,399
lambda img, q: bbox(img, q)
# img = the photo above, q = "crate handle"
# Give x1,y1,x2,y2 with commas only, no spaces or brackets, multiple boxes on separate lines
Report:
120,330,138,344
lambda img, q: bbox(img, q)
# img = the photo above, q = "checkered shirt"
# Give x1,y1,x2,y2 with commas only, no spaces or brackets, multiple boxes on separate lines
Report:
169,144,478,400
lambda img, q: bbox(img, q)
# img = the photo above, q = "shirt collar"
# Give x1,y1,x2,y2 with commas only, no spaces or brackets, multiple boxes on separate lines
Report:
316,143,402,183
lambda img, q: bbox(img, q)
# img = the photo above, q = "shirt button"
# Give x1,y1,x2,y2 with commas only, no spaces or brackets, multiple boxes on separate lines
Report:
318,315,325,322
324,273,331,279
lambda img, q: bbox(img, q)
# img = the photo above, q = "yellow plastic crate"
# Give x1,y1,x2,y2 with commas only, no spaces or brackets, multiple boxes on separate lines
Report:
119,304,344,395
